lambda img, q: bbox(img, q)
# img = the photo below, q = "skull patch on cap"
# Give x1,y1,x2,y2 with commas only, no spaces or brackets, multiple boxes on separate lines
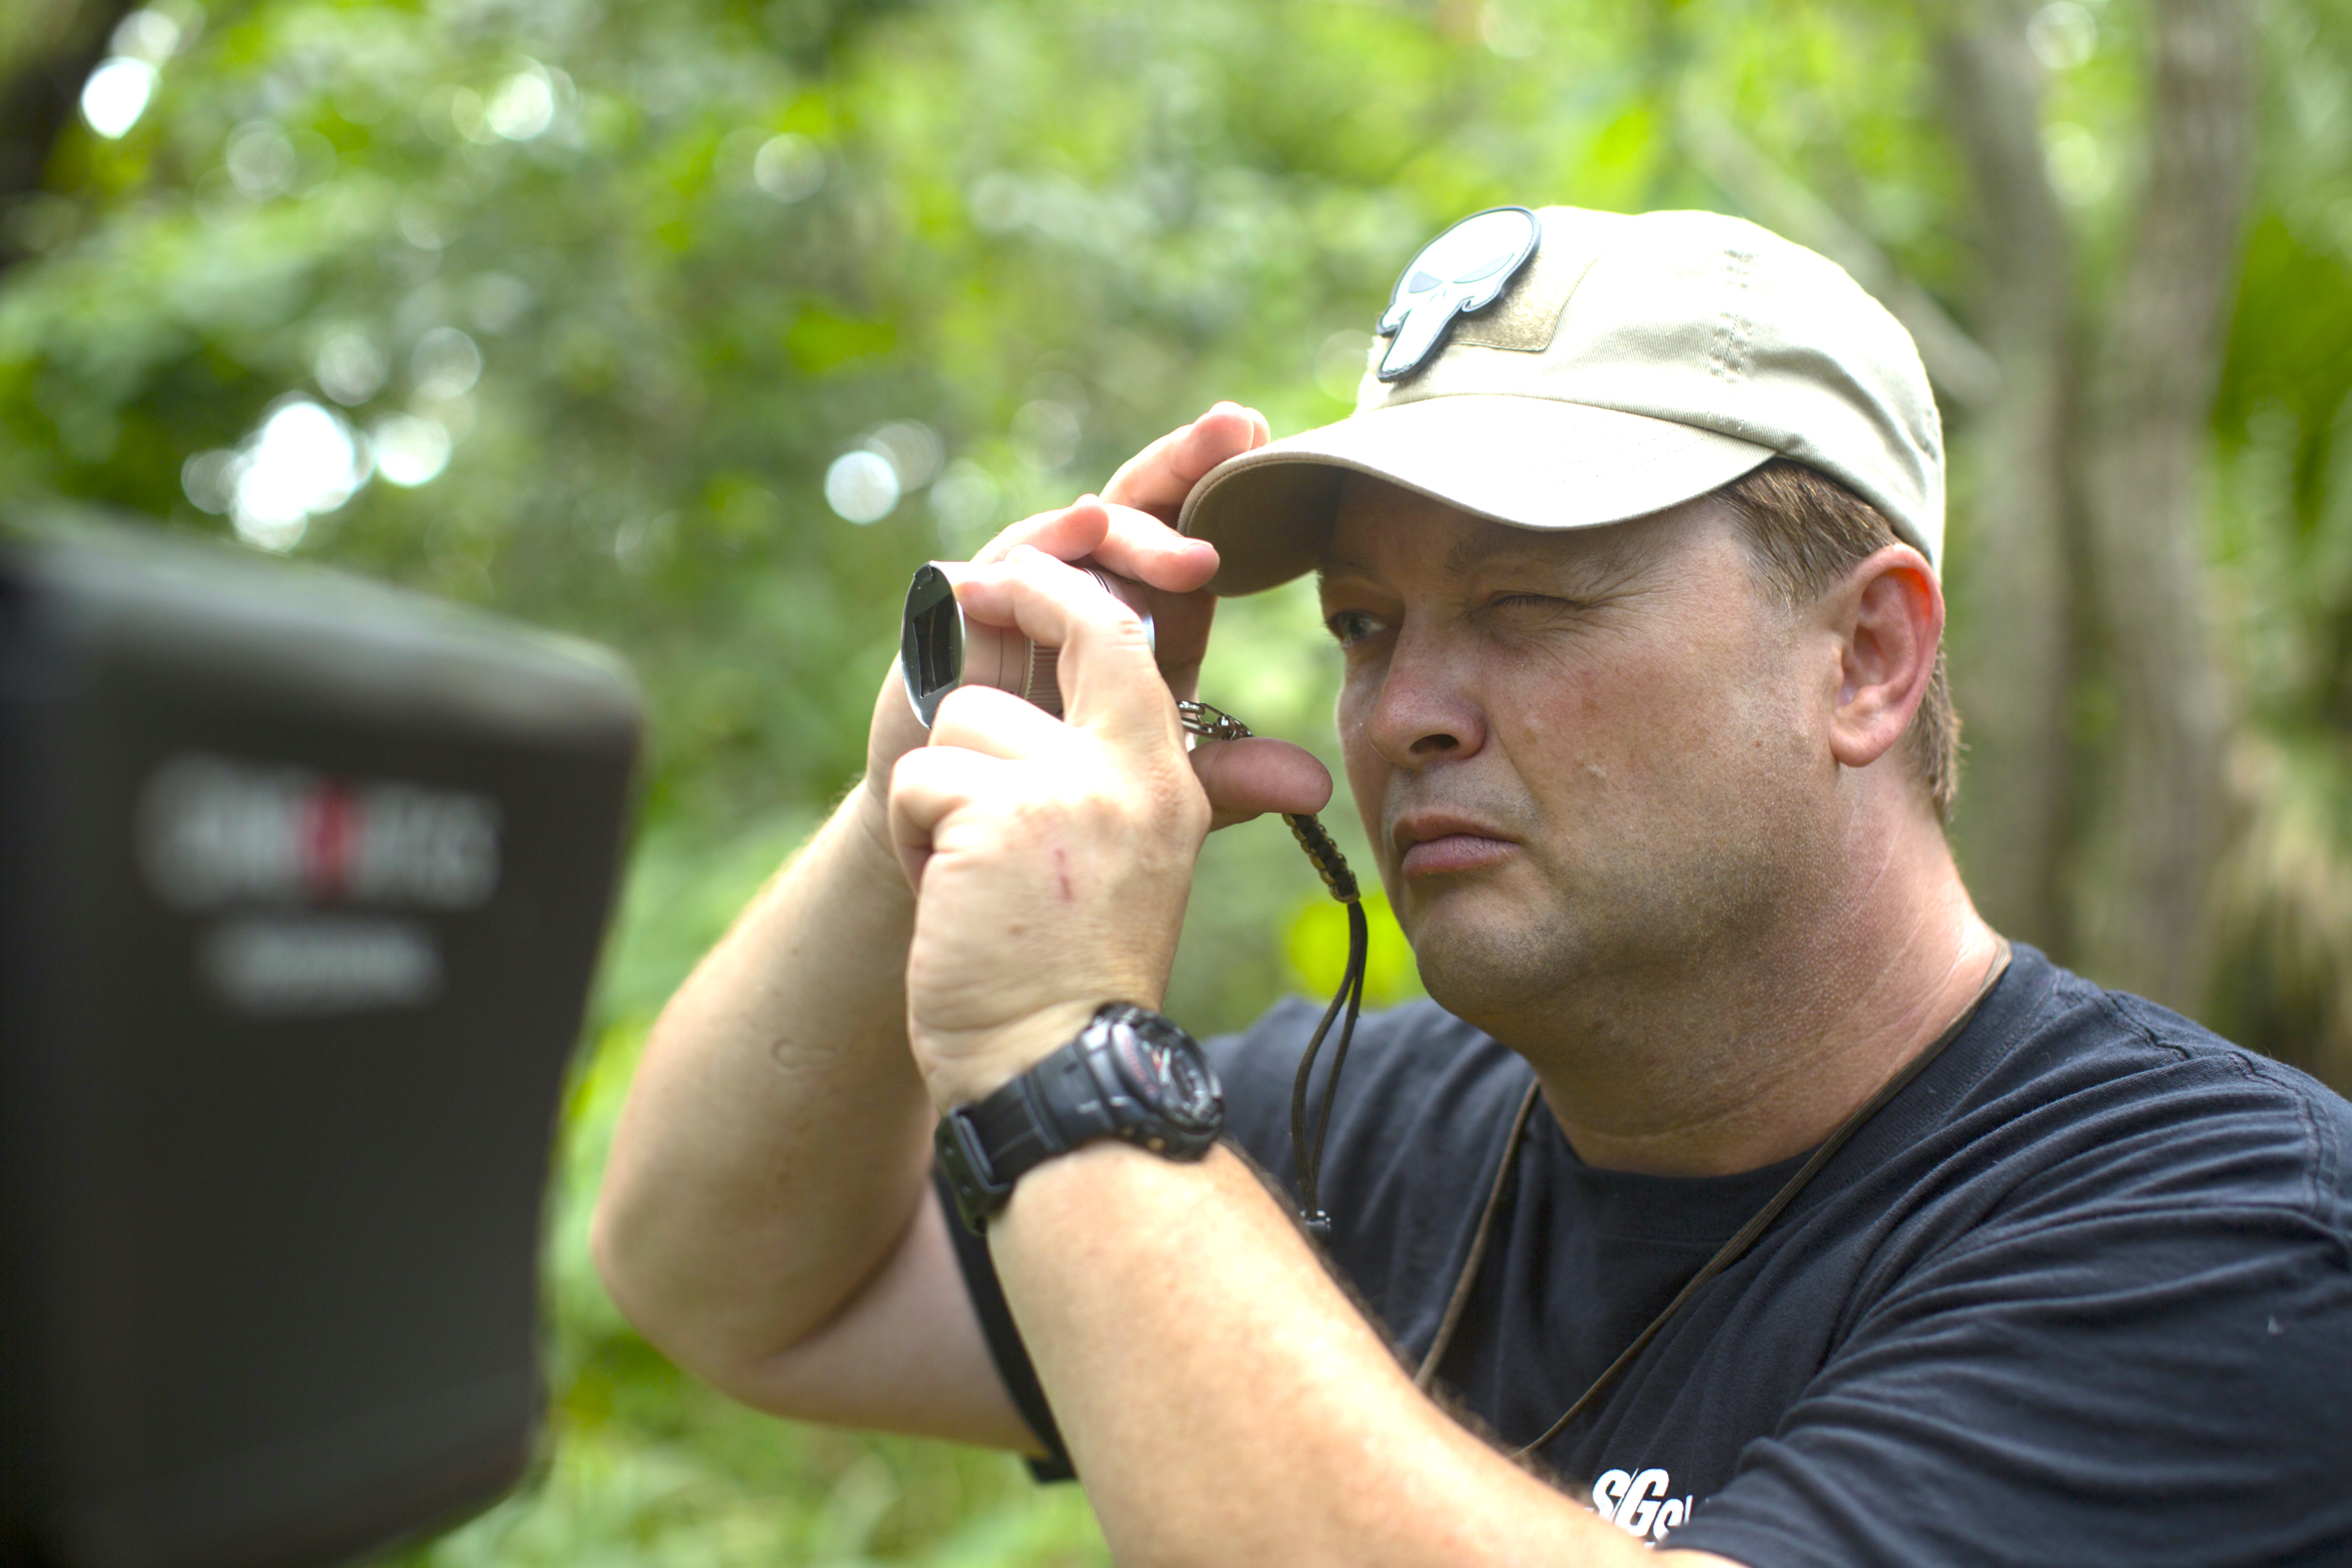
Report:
1375,207,1541,381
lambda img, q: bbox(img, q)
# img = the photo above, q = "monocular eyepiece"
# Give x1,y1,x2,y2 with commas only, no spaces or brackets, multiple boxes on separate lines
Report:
899,560,1154,727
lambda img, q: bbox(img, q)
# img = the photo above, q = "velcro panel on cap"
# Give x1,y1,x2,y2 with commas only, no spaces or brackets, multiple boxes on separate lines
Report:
1444,220,1608,355
1365,207,1626,392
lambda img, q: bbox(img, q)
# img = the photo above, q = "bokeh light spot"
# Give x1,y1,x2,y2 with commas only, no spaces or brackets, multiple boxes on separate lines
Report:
468,273,535,333
226,121,297,198
825,450,900,523
396,201,445,252
370,414,453,488
614,513,675,576
754,134,826,203
80,59,157,140
423,85,491,146
315,332,388,405
1011,399,1082,471
223,399,369,552
2045,122,2113,206
864,421,943,490
1479,4,1541,58
2028,2,2098,70
412,327,483,399
110,8,184,64
1315,330,1373,402
181,449,238,515
930,459,1001,555
486,66,555,140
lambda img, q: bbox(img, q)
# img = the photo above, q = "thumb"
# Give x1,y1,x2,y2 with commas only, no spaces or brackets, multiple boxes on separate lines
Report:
1190,737,1334,831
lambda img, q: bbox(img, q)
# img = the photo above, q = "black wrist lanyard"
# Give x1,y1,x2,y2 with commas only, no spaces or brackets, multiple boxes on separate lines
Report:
1413,939,2015,1458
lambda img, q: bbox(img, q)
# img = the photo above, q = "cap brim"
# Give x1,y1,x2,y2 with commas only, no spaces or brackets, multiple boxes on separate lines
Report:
1177,396,1777,595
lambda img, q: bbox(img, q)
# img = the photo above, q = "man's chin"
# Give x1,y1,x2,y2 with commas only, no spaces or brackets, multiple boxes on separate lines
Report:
1395,872,1533,946
1397,900,1578,1023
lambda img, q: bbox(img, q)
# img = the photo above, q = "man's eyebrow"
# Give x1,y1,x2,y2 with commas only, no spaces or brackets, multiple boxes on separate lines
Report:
1455,522,1668,587
1319,530,1567,584
1316,523,1662,595
1315,556,1379,590
1439,529,1585,578
1443,531,1524,578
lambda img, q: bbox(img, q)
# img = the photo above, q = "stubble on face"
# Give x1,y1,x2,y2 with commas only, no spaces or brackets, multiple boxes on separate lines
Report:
1321,480,1838,1061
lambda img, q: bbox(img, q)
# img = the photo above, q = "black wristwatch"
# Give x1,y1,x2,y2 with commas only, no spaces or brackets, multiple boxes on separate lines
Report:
935,1002,1223,1233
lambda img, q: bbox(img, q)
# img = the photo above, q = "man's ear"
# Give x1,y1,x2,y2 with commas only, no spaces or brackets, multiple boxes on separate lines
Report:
1823,545,1942,772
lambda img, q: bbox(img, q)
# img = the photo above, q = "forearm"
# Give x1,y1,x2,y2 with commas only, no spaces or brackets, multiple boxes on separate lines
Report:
593,780,933,1384
992,1144,1723,1568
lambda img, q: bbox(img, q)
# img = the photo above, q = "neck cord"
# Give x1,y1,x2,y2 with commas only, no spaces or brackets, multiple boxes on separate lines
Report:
1417,938,2015,1458
1178,701,1365,1241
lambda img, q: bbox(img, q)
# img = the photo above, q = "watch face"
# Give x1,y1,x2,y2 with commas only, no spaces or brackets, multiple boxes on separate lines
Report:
1109,1017,1220,1130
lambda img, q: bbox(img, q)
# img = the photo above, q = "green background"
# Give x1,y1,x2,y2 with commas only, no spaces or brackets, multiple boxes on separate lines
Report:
4,0,2349,1560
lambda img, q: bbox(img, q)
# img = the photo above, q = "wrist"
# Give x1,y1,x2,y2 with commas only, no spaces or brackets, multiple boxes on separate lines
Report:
920,998,1111,1111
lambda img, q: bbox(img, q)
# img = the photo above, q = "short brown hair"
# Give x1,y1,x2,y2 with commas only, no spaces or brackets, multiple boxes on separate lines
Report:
1715,459,1960,820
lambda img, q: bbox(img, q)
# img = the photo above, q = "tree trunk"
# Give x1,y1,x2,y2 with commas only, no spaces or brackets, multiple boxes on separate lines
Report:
0,0,138,275
1933,0,2079,956
2074,0,2252,1008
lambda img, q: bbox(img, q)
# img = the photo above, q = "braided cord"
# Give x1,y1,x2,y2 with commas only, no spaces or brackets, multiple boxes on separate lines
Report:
1180,699,1366,1240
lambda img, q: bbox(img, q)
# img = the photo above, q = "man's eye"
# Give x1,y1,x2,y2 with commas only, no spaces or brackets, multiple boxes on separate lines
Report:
1326,610,1378,646
1485,592,1586,621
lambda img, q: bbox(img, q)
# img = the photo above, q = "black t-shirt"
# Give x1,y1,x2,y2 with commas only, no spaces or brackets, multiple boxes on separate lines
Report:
945,947,2352,1565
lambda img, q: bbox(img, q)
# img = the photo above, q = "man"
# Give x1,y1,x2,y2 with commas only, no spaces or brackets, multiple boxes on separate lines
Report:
593,206,2352,1564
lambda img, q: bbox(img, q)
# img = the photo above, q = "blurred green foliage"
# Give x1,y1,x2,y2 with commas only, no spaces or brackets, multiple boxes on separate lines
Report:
2,0,2349,1560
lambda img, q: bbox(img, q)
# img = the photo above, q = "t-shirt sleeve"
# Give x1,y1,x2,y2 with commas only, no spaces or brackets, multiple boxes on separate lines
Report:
1668,1094,2352,1566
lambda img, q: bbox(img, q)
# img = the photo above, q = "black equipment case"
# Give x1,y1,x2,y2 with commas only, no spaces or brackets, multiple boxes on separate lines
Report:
0,520,640,1568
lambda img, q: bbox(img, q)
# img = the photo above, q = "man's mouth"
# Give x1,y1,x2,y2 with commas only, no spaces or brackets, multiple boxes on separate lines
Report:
1392,813,1517,877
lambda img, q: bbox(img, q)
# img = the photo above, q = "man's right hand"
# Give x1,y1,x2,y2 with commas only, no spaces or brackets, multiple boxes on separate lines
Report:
864,401,1330,839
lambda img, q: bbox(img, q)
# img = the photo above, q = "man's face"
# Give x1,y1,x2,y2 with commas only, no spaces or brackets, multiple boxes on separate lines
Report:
1317,477,1837,1030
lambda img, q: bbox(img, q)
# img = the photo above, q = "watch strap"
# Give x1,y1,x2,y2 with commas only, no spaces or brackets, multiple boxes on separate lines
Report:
936,1039,1098,1232
964,1058,1071,1171
935,1004,1219,1233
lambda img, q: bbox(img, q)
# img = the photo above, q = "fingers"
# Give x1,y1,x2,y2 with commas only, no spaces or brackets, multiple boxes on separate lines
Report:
969,400,1267,590
896,684,1094,894
1089,501,1219,594
973,496,1111,566
915,592,1330,829
886,743,982,892
951,549,1175,748
975,496,1217,596
1190,737,1334,830
1103,402,1272,523
926,683,1071,760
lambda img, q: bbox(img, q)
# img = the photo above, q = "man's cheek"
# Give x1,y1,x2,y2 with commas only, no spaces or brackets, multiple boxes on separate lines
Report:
1336,705,1388,853
1547,677,1708,804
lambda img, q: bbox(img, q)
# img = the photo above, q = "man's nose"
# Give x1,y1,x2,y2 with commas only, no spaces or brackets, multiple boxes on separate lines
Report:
1363,627,1484,768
